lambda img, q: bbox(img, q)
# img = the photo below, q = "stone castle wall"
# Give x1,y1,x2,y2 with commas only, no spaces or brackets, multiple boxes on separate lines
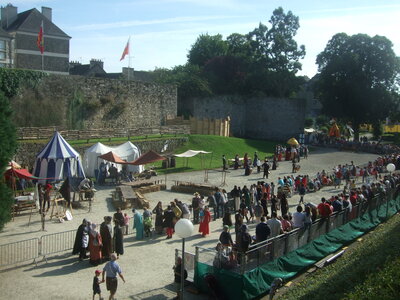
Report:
14,74,177,129
184,95,305,141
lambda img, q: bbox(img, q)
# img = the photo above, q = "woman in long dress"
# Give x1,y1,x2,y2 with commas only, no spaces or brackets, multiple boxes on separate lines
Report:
163,205,175,239
152,201,164,234
113,220,124,257
199,206,211,237
132,209,144,240
88,223,102,266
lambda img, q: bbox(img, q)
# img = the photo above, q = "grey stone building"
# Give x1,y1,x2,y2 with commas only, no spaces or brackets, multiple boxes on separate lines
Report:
0,27,12,68
0,4,70,74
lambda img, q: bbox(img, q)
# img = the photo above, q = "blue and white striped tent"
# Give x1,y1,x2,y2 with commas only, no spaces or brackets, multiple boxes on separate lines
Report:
33,132,85,183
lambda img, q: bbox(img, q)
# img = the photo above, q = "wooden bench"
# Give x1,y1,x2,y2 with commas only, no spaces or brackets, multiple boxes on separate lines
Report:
12,201,36,215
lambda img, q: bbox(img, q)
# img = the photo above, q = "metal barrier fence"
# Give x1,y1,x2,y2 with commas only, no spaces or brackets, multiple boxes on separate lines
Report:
0,238,40,267
175,249,196,281
40,230,76,260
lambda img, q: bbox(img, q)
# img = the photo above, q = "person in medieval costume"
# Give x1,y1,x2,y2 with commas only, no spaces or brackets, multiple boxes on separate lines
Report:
132,208,144,240
88,223,103,266
73,218,89,260
100,216,113,261
113,220,124,258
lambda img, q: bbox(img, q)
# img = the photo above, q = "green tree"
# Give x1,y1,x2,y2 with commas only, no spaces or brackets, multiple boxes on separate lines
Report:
316,33,400,140
154,64,212,100
187,34,228,67
0,92,17,230
304,117,314,128
247,7,305,73
244,7,306,97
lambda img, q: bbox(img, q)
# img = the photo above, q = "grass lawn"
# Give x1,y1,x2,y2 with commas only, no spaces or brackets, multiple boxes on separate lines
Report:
280,213,400,300
152,135,278,174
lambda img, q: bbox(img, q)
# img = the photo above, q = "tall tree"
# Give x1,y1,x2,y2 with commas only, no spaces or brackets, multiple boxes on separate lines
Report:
0,91,17,230
244,7,305,97
315,33,400,140
187,34,228,67
247,7,305,73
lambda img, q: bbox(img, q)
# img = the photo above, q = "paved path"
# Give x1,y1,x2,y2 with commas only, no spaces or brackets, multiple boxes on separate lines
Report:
0,148,379,299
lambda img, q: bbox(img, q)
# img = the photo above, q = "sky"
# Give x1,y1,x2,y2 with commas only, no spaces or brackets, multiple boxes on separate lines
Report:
8,0,400,78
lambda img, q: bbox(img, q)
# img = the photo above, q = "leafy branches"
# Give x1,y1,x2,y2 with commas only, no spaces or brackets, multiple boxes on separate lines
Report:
315,33,400,139
0,91,17,230
154,7,306,100
0,68,47,98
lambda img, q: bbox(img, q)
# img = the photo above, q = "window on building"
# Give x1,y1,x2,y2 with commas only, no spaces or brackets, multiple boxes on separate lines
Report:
0,40,6,61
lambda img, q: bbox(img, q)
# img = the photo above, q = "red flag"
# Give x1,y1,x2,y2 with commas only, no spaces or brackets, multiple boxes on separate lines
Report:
120,38,130,61
37,21,44,54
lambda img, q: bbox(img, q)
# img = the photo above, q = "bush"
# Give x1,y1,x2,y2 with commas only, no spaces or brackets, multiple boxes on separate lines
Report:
304,117,314,128
0,92,17,230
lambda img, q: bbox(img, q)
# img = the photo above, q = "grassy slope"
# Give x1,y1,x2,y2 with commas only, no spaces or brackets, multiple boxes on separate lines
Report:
281,213,400,300
153,135,277,174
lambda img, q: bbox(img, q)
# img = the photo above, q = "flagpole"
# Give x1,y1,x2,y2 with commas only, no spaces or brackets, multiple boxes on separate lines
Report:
41,20,44,71
128,36,131,81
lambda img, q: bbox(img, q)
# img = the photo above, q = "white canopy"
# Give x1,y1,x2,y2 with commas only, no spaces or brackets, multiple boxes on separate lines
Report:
83,142,144,177
174,150,212,157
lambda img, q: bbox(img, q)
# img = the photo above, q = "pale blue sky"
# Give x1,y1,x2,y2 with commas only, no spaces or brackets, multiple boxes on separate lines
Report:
9,0,400,77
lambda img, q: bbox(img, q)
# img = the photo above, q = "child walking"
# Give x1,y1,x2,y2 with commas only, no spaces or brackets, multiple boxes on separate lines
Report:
92,269,103,300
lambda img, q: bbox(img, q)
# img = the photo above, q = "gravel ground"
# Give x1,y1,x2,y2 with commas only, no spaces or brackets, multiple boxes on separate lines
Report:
0,147,379,300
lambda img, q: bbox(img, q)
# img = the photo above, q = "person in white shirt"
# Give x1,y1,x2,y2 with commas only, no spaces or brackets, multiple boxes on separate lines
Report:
266,212,283,237
292,205,305,228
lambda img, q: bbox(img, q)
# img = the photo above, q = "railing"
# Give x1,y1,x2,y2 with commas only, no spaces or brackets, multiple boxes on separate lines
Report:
0,224,138,268
17,125,190,141
40,230,76,259
0,238,40,267
175,249,196,282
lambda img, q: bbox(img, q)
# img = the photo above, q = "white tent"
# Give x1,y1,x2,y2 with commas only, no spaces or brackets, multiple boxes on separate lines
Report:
174,150,212,157
33,132,85,183
83,141,144,177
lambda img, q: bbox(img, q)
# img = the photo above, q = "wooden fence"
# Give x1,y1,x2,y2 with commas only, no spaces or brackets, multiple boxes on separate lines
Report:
17,125,190,141
166,116,230,137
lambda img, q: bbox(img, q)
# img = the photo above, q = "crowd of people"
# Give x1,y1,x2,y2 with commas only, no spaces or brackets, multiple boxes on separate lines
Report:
71,146,400,298
212,153,400,270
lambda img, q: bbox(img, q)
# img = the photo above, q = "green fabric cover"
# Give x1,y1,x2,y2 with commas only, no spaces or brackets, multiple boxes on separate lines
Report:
194,193,400,300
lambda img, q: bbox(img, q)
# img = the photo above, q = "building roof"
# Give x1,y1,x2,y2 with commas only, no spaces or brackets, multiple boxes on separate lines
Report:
5,8,70,38
0,27,12,39
69,62,107,76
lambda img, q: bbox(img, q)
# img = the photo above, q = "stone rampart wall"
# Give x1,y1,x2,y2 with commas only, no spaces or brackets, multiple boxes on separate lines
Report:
184,95,305,141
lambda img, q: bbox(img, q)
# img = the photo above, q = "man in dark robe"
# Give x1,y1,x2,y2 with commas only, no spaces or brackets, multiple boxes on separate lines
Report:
100,216,113,261
113,220,124,257
59,177,71,207
113,207,125,227
72,218,88,257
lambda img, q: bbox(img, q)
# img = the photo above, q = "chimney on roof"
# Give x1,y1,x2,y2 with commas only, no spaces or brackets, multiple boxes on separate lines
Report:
69,61,81,68
90,59,104,70
1,4,18,29
41,6,52,22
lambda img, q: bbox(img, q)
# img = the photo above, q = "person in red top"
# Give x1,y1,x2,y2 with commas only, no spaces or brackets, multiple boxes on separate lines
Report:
301,176,308,190
44,183,52,212
349,191,358,206
317,197,332,219
199,206,211,237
